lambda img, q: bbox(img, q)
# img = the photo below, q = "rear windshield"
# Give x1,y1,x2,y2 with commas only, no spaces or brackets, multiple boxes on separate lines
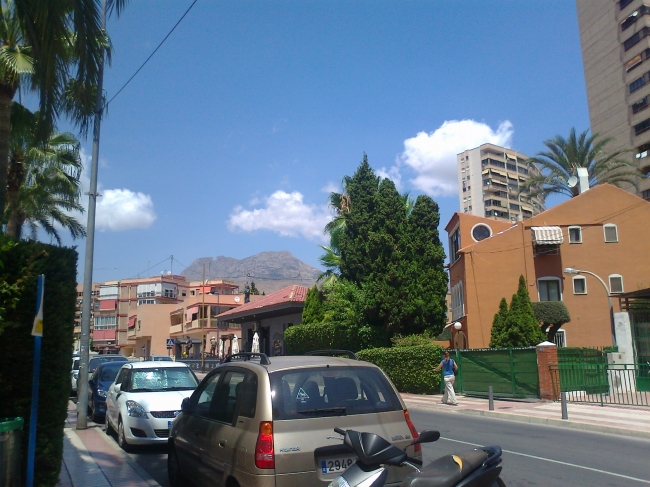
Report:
97,362,127,382
88,356,126,372
269,366,402,420
72,359,80,371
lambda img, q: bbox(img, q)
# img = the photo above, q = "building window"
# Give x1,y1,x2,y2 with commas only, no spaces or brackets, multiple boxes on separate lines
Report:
451,281,465,321
620,0,634,10
633,96,649,114
630,75,646,93
609,275,624,294
509,203,520,211
471,223,492,242
449,228,461,263
624,27,650,51
643,189,650,200
517,166,529,175
634,118,650,135
568,226,582,244
572,276,587,295
603,224,618,242
506,163,517,172
554,329,567,347
626,53,644,72
538,278,562,302
190,290,195,296
636,142,650,159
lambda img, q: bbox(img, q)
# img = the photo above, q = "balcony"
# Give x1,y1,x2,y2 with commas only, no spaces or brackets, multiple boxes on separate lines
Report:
170,323,183,335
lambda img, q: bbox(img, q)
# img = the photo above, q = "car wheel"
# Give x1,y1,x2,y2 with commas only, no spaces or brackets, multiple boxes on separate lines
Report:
105,415,114,435
117,417,131,452
168,444,183,487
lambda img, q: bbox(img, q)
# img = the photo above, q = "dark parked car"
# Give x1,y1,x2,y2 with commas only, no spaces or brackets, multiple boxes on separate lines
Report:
74,354,128,393
87,360,128,422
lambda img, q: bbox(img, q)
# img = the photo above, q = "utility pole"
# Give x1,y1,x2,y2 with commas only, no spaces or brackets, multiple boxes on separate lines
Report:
201,264,206,371
77,0,107,429
170,254,174,275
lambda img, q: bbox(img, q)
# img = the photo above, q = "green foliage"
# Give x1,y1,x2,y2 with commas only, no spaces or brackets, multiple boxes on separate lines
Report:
302,286,325,325
489,298,509,348
321,279,365,327
334,157,448,337
531,301,571,326
250,281,260,295
284,322,389,355
0,236,77,487
490,276,546,348
357,345,443,394
391,332,436,347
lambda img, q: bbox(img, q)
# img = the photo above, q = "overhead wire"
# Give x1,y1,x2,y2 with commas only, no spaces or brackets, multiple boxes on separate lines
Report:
105,0,200,108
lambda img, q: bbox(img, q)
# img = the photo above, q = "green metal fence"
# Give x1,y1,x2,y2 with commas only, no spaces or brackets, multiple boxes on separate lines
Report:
549,363,650,407
454,348,539,399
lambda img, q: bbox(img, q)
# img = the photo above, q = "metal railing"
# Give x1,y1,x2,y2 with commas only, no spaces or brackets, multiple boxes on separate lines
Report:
178,357,222,372
549,363,650,407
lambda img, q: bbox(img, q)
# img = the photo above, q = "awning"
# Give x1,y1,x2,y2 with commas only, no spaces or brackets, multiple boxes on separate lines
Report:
531,226,563,245
491,169,507,177
99,299,116,311
127,315,137,329
482,169,490,175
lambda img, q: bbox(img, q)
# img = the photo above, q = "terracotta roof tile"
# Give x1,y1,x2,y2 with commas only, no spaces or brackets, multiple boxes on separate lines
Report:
217,285,308,318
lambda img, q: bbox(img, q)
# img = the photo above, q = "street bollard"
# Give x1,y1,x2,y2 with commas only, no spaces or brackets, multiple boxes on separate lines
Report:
488,386,494,411
561,392,568,420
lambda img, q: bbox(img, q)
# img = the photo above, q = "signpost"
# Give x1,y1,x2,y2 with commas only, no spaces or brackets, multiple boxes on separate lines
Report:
167,338,175,356
27,275,44,487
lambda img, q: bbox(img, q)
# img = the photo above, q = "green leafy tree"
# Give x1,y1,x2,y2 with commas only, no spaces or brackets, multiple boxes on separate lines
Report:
531,301,571,343
489,298,510,348
0,0,128,219
321,279,365,327
520,128,641,200
494,276,546,347
302,286,325,325
249,281,260,295
5,103,85,243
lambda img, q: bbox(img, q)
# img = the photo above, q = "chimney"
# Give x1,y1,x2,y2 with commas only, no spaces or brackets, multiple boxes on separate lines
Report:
577,167,590,194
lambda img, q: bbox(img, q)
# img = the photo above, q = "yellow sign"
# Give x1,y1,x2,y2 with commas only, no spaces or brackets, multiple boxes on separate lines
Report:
31,275,44,337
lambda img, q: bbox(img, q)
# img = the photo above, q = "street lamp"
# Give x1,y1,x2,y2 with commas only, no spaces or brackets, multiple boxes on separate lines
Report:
563,267,616,346
453,322,462,331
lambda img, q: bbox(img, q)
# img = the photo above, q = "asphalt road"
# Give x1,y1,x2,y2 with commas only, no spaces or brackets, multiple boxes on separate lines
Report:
104,408,650,487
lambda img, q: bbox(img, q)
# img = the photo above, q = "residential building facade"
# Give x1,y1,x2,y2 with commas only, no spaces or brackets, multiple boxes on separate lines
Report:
446,184,650,350
74,283,100,352
577,0,650,201
457,143,546,222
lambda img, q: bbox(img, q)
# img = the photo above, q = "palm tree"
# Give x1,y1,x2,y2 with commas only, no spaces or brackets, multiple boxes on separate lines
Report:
5,102,84,243
519,128,641,200
0,0,128,220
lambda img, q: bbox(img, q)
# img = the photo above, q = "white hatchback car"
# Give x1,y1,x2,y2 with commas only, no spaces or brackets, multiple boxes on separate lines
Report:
105,361,198,451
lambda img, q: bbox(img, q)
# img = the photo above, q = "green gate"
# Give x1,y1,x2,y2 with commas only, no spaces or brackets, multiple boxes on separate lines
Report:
557,347,608,394
454,348,539,398
630,308,650,392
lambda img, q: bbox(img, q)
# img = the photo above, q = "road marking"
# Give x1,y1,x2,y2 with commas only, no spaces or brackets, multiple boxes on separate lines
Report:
439,437,650,484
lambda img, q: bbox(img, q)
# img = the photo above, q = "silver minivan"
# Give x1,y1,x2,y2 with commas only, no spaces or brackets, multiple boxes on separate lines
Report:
168,353,422,487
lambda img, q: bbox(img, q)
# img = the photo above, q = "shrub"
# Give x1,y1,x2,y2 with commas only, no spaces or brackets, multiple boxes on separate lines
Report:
357,345,443,394
284,323,389,355
391,333,435,347
0,237,77,487
531,301,571,326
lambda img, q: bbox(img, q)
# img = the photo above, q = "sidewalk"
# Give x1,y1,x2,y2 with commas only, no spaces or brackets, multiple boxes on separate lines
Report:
401,393,650,440
56,401,160,487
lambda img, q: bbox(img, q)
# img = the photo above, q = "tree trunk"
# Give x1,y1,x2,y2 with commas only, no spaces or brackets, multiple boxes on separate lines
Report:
0,89,12,221
5,160,24,239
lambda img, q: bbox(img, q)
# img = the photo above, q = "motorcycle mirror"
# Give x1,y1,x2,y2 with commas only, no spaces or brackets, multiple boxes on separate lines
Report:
410,430,440,446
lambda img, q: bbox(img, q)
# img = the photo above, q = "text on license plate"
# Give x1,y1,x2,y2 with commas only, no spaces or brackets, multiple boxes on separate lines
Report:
168,421,173,429
321,457,356,474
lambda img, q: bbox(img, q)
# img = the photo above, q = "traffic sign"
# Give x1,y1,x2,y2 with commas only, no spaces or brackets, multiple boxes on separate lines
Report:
166,338,175,347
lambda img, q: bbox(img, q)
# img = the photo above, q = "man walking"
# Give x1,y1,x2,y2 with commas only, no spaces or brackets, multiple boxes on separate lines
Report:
434,351,458,405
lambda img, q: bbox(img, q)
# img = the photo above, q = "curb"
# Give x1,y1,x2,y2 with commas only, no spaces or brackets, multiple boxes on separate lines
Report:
404,401,650,440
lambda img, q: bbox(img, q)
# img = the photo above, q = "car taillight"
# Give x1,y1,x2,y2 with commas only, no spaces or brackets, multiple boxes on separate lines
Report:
255,421,275,469
404,410,420,452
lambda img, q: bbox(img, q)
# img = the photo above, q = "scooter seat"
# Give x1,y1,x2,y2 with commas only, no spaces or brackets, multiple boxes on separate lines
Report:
400,449,488,487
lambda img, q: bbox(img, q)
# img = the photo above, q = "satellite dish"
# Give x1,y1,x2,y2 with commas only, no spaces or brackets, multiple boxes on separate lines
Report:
567,176,578,188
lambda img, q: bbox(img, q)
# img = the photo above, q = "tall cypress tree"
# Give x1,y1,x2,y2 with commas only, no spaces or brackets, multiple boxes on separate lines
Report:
489,298,510,348
339,154,380,284
498,276,547,347
302,286,325,325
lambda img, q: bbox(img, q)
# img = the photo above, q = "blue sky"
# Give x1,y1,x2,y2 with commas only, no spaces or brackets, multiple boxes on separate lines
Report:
63,1,589,285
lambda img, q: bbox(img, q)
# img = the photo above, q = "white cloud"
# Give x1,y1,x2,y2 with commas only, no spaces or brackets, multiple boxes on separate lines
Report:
76,149,157,232
96,189,157,232
397,119,514,197
228,190,333,242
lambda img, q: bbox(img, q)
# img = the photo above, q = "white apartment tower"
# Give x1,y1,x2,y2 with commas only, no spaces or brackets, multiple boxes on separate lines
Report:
457,143,546,222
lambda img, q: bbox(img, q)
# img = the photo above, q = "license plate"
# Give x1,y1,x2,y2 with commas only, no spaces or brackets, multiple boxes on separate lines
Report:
320,457,356,474
168,420,173,430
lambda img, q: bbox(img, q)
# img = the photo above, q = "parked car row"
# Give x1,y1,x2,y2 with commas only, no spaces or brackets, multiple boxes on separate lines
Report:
77,351,422,487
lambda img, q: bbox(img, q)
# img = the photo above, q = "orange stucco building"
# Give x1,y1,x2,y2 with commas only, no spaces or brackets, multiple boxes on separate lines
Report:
445,184,650,349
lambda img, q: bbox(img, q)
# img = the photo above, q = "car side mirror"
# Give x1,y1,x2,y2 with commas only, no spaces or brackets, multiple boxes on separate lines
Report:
181,397,192,414
113,384,121,393
413,430,440,445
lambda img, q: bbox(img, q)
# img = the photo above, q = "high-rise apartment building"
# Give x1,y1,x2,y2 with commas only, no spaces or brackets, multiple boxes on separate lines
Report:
457,143,546,222
577,0,650,201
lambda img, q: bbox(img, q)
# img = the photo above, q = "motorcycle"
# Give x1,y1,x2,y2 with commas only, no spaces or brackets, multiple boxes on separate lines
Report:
327,427,505,487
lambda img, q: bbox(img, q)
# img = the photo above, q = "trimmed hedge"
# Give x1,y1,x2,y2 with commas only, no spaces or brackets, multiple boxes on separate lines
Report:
531,301,571,326
357,345,443,394
0,237,77,487
285,323,389,355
